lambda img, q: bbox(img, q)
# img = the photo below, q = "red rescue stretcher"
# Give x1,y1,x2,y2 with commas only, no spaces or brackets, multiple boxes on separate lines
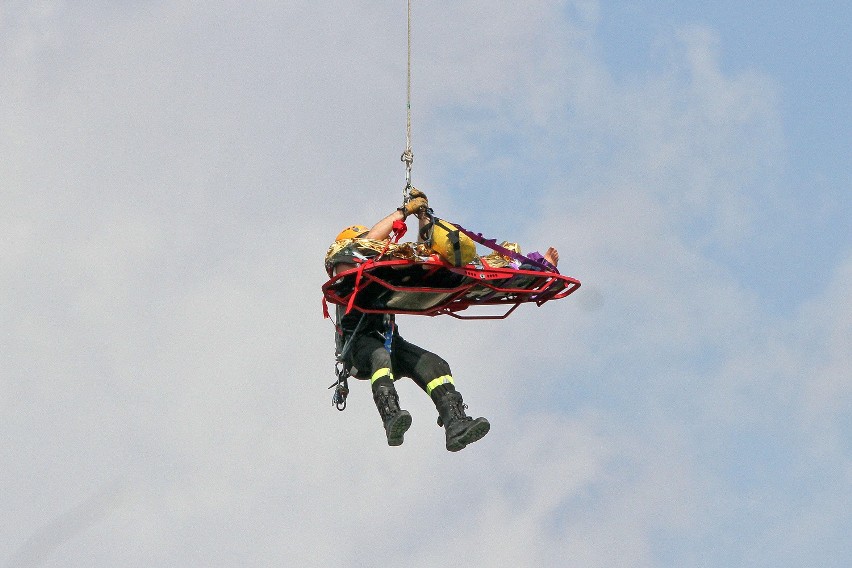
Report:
322,255,581,320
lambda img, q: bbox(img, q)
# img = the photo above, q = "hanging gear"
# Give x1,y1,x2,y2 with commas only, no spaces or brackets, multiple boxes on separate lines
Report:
373,384,413,446
434,390,490,452
336,225,370,242
328,310,371,411
330,363,350,411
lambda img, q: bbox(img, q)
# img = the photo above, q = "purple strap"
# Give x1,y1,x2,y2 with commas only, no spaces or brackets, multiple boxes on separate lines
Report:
451,222,558,273
525,251,558,272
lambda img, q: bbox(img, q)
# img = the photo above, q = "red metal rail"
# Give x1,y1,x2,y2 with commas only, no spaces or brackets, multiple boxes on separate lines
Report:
322,257,581,320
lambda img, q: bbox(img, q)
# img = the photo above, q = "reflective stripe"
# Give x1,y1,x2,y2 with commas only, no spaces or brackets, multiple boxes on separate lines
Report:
425,375,454,395
371,368,393,384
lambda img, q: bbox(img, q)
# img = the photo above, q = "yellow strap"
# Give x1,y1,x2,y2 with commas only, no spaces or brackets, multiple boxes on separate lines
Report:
371,368,393,384
426,375,454,395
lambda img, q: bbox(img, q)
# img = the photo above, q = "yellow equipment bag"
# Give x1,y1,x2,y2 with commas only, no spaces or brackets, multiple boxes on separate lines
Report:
429,218,477,266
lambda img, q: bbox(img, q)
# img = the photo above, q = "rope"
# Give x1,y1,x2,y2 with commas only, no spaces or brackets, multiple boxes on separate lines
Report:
400,0,414,202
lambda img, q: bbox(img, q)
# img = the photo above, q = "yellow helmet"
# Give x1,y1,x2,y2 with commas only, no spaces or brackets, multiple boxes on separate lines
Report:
336,225,369,241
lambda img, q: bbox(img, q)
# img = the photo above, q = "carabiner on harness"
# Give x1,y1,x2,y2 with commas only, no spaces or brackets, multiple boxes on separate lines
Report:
330,362,350,411
328,312,369,411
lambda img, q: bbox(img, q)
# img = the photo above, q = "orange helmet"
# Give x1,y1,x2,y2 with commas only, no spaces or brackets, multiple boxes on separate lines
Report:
336,225,369,241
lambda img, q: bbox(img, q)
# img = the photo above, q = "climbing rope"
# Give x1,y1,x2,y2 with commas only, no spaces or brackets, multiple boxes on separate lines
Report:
400,0,414,203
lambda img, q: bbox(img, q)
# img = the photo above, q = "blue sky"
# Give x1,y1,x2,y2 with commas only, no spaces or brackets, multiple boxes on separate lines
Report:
2,1,849,567
596,1,851,308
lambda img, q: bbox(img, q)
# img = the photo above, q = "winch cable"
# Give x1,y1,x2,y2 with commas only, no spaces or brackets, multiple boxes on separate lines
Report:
400,0,414,204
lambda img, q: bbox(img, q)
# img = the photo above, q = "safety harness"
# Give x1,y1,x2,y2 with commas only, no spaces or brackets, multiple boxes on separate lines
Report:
325,220,408,410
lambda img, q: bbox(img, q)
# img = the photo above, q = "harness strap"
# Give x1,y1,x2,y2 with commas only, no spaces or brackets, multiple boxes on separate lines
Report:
453,223,558,273
345,260,368,315
337,311,368,363
419,212,545,270
330,310,370,412
432,218,462,266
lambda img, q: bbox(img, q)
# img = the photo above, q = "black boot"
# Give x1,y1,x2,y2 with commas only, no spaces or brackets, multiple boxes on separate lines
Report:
373,384,412,446
435,391,490,452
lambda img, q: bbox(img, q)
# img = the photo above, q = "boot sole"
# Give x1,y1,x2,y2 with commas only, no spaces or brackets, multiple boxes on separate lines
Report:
447,419,490,452
386,411,412,446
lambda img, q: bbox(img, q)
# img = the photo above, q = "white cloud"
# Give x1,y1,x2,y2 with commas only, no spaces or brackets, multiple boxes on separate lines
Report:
2,1,849,566
797,253,852,450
